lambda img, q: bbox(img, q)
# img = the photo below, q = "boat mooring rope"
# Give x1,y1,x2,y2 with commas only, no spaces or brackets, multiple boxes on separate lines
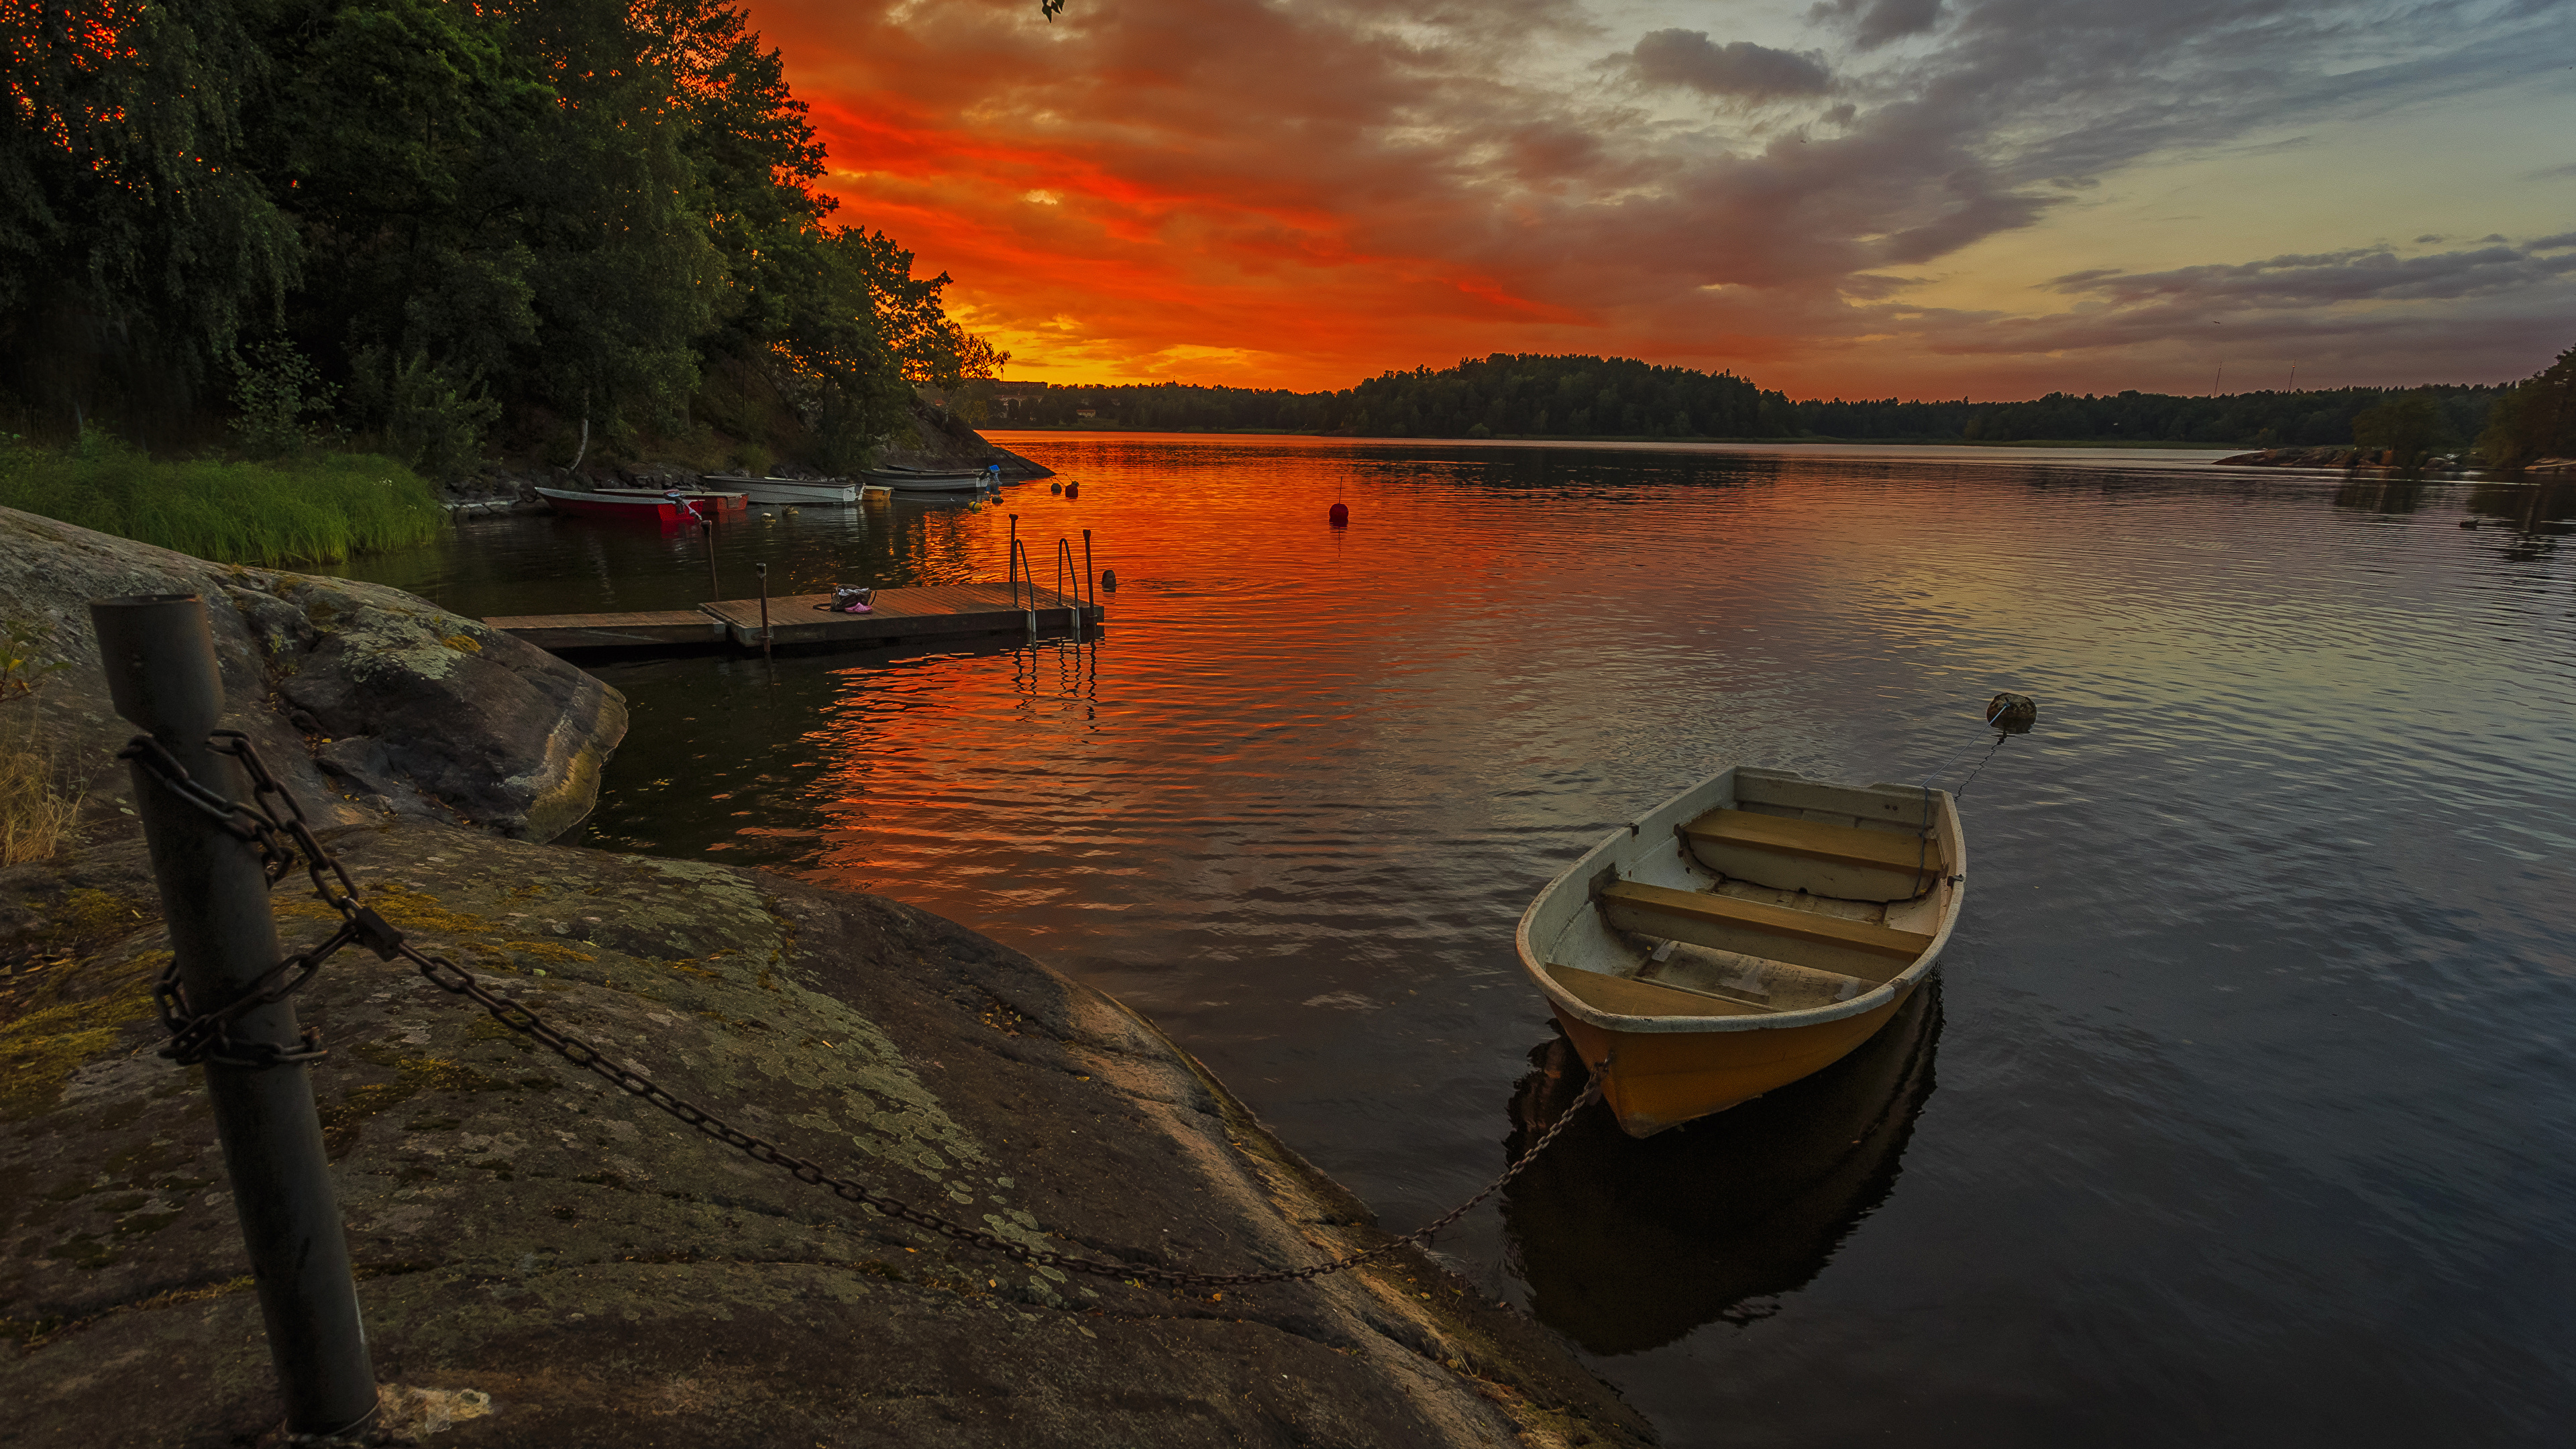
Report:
1907,692,2040,894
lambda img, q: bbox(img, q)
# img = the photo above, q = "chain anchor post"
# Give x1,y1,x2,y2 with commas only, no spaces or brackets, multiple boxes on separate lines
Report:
89,594,378,1438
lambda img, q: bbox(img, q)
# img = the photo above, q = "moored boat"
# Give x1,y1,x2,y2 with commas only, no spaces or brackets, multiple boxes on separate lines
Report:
535,486,714,525
1515,765,1964,1137
589,486,748,516
859,466,994,492
700,474,861,505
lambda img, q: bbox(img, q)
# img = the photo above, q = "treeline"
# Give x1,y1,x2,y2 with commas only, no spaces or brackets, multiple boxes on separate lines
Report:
1794,386,2500,447
998,355,1794,437
3,0,999,477
996,356,2538,452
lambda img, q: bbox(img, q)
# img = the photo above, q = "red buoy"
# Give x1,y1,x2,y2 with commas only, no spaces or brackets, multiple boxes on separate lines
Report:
1328,502,1350,526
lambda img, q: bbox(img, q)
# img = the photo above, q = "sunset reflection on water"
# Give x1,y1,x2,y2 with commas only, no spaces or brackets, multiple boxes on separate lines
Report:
332,437,2576,1447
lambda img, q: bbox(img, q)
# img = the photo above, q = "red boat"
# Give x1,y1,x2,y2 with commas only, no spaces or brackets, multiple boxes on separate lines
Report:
535,487,729,525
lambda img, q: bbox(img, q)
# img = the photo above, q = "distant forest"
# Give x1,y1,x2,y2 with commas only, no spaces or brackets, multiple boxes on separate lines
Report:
987,354,2518,452
3,0,1001,476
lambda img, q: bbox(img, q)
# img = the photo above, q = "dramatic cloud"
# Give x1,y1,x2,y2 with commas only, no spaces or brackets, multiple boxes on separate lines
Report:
745,0,2576,396
1808,0,1945,51
1625,31,1833,101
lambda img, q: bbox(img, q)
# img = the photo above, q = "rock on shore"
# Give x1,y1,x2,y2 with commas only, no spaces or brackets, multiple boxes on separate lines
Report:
1,822,1650,1447
0,506,626,954
2212,445,2468,471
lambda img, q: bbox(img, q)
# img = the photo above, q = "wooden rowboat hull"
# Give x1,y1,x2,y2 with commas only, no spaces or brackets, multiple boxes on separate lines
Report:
1547,980,1919,1136
1516,765,1964,1137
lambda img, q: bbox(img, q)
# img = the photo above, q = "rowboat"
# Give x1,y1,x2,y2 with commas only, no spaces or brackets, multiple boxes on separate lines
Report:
535,487,716,525
1515,765,1964,1137
588,486,747,517
859,466,993,492
700,474,861,505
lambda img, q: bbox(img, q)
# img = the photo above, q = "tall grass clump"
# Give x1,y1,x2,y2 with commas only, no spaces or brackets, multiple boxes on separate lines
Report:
0,435,446,565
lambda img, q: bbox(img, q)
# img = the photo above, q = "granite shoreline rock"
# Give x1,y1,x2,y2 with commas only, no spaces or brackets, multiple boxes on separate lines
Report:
0,506,627,957
1,824,1652,1448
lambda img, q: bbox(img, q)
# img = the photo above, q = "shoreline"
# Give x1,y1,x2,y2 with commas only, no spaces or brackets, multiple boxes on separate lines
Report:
0,506,1652,1448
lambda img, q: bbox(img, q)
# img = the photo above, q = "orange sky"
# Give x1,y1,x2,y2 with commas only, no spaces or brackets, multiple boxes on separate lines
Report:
749,0,2575,398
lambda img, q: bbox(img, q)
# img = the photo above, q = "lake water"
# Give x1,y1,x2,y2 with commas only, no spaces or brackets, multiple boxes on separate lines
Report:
331,436,2576,1445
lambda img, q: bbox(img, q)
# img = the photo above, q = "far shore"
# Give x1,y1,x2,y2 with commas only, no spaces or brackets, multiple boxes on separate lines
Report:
983,425,2241,449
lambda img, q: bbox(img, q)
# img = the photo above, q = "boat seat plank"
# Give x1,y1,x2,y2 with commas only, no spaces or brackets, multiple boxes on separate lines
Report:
1546,965,1777,1018
1682,808,1942,875
1599,880,1932,962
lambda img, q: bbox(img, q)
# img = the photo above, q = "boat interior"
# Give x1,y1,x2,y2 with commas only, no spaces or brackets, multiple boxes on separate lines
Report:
1544,769,1956,1022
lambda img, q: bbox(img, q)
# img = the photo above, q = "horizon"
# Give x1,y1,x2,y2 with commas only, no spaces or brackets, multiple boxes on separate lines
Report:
751,0,2576,398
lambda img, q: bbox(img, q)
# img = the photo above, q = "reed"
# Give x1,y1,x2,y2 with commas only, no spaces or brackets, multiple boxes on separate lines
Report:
0,437,446,565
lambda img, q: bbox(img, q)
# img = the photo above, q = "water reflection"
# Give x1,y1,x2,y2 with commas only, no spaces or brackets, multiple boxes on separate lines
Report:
1500,979,1943,1355
2332,478,2425,515
2463,481,2575,549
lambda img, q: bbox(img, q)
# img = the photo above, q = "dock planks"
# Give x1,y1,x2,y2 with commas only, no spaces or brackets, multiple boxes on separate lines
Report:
481,610,726,654
486,582,1102,657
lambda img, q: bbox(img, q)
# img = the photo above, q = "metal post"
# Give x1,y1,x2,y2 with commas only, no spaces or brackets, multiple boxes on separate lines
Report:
756,564,771,660
1057,539,1081,643
1008,514,1020,608
1083,529,1096,613
702,520,718,598
88,595,378,1438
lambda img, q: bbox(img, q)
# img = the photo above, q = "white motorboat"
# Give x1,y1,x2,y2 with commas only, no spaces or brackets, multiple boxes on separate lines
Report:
700,474,860,505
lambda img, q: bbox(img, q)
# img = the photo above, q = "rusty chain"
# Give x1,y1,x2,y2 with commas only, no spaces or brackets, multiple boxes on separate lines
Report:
118,731,1605,1290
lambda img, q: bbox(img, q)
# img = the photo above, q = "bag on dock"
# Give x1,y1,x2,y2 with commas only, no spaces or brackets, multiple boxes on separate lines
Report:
820,585,873,614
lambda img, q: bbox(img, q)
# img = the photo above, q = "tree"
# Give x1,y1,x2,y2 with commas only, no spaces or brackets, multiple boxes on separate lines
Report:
2352,393,2446,478
2,0,301,432
2475,346,2576,474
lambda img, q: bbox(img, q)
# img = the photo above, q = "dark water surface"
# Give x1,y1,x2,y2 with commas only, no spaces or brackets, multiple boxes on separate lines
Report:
331,437,2576,1444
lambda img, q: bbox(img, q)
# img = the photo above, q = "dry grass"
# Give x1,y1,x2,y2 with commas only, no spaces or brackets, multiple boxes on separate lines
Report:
0,721,84,865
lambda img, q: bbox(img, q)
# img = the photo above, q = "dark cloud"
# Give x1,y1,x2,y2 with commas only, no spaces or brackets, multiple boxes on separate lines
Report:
2049,242,2576,309
753,0,2575,394
1809,0,1945,50
1625,30,1833,101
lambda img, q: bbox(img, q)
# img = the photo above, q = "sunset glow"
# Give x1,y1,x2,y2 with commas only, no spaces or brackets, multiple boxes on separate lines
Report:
747,0,2576,398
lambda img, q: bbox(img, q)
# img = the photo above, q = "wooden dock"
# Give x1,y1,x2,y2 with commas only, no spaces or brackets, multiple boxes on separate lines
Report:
482,610,727,654
487,582,1102,657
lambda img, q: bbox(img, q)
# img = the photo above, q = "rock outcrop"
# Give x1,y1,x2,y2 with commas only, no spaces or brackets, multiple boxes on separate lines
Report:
2212,445,2470,472
873,397,1055,478
1,822,1650,1447
0,506,626,955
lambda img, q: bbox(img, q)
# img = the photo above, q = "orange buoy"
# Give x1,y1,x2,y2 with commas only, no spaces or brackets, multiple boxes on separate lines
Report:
1065,482,1080,498
1328,502,1350,526
1099,569,1118,590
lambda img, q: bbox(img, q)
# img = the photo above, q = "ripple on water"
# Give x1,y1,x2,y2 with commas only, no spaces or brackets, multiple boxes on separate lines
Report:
329,445,2576,1445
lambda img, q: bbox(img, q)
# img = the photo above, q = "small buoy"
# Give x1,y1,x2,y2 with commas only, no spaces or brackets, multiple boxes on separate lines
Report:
1985,694,2038,735
1064,482,1080,499
1050,482,1063,494
1099,569,1118,591
1328,502,1350,526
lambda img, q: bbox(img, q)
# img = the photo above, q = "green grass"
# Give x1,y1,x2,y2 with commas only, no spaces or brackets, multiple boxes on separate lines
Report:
0,437,446,565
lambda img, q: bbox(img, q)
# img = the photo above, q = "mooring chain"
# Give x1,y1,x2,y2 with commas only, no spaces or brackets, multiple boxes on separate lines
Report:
117,730,1603,1290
